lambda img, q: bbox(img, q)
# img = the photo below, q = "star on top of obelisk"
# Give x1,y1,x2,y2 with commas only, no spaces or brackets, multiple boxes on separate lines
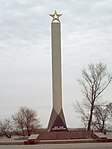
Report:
49,10,62,22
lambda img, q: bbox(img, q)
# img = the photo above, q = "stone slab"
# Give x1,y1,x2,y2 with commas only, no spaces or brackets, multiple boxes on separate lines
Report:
93,132,107,139
28,134,39,141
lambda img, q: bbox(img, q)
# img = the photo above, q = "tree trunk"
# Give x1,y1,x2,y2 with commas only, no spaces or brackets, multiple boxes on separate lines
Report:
22,128,25,136
87,105,94,131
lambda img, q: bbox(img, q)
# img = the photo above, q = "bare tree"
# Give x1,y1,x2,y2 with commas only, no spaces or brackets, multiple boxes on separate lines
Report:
12,106,41,136
0,118,12,138
76,63,112,131
93,104,111,132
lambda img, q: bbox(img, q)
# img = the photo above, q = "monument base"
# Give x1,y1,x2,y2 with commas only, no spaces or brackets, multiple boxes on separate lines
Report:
48,108,67,131
38,129,92,140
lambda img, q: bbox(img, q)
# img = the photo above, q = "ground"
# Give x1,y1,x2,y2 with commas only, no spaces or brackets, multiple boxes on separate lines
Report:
0,143,112,149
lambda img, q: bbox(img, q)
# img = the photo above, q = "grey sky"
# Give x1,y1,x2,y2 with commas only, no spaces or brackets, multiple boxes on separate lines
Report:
0,0,112,128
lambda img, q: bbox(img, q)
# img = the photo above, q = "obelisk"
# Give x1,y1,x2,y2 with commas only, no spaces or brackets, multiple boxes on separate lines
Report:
48,11,67,131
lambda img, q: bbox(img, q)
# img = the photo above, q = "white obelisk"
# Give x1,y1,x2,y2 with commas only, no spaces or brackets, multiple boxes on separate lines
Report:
48,11,67,131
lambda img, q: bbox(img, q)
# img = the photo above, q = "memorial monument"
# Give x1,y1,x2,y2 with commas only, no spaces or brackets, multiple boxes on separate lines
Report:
48,11,67,131
25,11,96,143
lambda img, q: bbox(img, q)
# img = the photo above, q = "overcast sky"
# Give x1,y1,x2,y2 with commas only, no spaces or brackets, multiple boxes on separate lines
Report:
0,0,112,128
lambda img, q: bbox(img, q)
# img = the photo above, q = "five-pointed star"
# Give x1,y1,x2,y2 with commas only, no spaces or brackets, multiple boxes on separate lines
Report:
49,10,62,22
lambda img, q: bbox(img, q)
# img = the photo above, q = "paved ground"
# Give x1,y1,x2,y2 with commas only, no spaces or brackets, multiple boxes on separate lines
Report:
0,143,112,149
